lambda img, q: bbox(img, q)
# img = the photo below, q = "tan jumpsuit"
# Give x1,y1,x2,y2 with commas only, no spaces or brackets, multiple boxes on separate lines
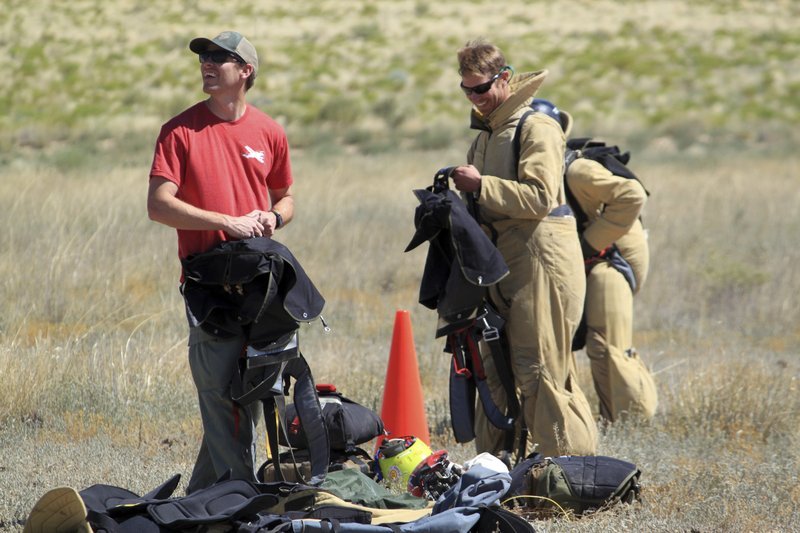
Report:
468,70,598,457
567,158,658,421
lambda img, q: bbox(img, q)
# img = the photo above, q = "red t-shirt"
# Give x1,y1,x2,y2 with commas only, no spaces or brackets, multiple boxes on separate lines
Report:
150,102,293,260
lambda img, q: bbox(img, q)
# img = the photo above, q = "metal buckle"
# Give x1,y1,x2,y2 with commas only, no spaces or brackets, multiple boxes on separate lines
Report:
478,310,500,341
482,325,500,342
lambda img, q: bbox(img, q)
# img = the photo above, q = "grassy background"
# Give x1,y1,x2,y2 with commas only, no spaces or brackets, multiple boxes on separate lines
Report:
3,0,799,165
1,0,799,530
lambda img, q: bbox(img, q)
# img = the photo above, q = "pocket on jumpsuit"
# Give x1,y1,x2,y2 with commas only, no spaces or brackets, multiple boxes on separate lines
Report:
608,346,658,419
533,371,598,456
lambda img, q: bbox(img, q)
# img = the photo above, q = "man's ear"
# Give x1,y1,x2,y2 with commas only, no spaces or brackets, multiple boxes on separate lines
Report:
241,63,255,80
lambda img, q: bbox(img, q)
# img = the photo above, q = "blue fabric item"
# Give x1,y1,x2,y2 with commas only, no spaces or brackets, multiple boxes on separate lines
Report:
605,245,637,293
432,465,511,513
288,465,512,532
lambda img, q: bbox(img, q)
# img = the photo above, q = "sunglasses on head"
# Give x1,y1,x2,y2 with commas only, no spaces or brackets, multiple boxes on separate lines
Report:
460,70,504,96
198,50,244,65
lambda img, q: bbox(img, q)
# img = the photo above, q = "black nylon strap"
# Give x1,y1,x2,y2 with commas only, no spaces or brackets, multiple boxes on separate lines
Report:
448,326,517,436
512,110,536,178
264,397,285,483
286,355,330,485
476,304,519,451
273,392,308,484
449,336,477,443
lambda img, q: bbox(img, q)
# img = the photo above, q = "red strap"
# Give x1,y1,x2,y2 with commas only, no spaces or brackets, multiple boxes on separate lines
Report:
449,334,472,379
449,330,486,379
465,332,487,380
584,245,614,272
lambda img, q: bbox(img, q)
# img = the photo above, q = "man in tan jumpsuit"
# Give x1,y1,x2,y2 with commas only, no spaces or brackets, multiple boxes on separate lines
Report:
530,99,658,422
449,40,597,458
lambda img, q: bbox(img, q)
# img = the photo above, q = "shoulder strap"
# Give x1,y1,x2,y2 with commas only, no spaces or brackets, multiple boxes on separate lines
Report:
563,170,589,233
512,110,536,180
476,302,519,454
513,109,588,236
285,354,331,486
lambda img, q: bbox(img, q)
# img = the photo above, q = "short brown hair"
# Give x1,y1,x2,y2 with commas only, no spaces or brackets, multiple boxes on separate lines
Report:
457,39,506,77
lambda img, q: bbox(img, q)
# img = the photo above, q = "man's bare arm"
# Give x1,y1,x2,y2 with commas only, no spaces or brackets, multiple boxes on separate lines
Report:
147,176,265,239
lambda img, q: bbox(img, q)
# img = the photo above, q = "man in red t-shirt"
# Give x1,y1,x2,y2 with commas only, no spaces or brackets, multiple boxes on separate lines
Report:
147,31,294,494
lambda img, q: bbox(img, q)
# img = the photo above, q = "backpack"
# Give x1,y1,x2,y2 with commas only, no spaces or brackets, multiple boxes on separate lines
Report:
279,384,385,453
563,137,649,232
513,110,649,232
507,453,642,517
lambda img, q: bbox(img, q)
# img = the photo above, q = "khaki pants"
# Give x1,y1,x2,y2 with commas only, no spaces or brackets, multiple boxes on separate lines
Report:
585,262,658,421
476,217,598,457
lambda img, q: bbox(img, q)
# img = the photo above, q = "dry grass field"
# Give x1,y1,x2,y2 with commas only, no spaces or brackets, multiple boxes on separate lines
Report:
1,0,799,531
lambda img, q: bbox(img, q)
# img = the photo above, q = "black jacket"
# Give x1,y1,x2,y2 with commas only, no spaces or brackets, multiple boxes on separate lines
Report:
406,188,508,336
181,237,324,348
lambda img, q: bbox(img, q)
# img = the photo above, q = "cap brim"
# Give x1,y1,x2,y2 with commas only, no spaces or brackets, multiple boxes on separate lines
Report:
189,38,213,54
189,37,233,55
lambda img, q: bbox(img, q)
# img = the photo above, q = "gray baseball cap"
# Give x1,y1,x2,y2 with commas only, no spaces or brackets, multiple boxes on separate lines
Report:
189,31,258,75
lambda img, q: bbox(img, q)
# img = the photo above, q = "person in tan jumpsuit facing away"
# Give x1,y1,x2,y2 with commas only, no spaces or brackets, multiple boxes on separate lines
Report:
449,39,598,458
530,98,658,422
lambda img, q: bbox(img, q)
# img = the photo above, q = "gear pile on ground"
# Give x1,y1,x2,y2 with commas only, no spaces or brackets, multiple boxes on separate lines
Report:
23,445,642,532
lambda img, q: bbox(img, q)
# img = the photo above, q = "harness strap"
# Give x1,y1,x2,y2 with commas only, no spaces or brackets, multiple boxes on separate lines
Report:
246,353,330,487
450,334,472,379
286,354,330,485
477,303,519,452
515,393,528,466
447,318,516,440
449,332,477,443
264,396,285,482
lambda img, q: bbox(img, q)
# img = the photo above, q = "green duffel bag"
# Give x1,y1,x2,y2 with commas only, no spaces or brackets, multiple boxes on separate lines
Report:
508,453,641,516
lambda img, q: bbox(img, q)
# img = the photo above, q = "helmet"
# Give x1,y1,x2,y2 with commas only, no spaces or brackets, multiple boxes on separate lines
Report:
531,98,561,124
407,449,463,500
375,436,432,487
531,98,572,136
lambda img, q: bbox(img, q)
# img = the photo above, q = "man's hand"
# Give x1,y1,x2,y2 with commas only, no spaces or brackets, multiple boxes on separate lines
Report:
450,165,482,194
225,212,265,239
245,210,281,237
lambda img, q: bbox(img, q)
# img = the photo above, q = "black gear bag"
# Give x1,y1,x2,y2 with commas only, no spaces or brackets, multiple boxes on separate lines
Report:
508,452,642,516
280,384,385,453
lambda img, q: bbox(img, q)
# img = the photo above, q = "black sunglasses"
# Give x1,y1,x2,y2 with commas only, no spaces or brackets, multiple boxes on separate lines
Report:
198,50,244,65
460,71,503,96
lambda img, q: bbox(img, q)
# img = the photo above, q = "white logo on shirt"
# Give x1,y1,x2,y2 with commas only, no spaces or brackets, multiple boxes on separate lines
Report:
242,145,265,163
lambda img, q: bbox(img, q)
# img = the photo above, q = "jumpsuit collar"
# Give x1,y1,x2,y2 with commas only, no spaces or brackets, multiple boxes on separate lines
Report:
469,69,549,133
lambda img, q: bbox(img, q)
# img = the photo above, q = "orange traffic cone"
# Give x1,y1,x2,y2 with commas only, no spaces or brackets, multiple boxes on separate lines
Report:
376,310,431,450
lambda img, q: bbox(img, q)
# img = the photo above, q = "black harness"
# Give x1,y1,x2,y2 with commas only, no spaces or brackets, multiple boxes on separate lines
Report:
181,237,331,486
407,169,524,460
446,302,519,454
